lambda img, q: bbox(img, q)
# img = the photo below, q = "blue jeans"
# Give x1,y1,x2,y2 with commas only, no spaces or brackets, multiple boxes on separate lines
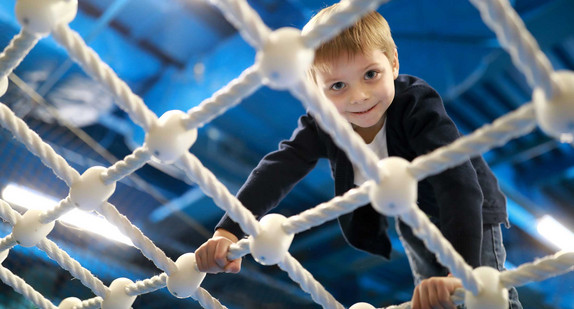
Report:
396,219,522,308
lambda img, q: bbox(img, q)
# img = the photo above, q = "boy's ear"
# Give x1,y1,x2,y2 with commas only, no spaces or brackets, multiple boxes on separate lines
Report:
392,49,399,79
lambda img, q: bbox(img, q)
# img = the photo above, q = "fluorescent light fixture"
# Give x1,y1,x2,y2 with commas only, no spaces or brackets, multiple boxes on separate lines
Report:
1,183,133,246
536,215,574,251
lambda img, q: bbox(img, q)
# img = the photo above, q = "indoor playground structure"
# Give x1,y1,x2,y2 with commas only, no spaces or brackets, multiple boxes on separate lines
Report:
0,0,573,308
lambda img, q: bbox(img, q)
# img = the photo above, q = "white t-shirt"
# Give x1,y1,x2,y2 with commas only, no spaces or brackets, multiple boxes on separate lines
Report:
353,118,389,186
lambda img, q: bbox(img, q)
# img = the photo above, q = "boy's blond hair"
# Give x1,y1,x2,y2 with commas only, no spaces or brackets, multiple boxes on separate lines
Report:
304,4,396,76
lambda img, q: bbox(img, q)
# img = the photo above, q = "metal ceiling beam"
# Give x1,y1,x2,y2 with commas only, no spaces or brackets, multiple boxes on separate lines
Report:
442,0,574,100
77,0,185,68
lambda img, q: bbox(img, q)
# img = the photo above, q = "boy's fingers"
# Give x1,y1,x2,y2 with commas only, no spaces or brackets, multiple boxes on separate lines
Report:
446,278,462,308
224,258,242,274
205,242,216,270
418,281,431,309
428,283,442,309
195,245,210,272
195,249,205,271
214,238,231,269
448,277,463,290
411,285,421,309
437,284,453,309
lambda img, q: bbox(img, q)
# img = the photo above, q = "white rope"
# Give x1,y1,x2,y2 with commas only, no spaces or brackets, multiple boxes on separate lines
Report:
0,201,19,250
78,297,103,309
125,273,168,296
0,29,40,78
409,103,537,180
50,24,159,131
399,206,480,295
101,146,152,185
469,0,556,98
206,0,271,49
37,239,109,298
277,252,345,309
192,287,229,309
0,200,109,297
39,195,75,224
500,251,574,288
0,200,19,225
0,234,17,252
0,265,57,309
99,202,178,275
384,288,465,309
175,152,261,237
291,79,383,183
302,0,391,49
282,182,372,234
0,0,571,308
0,103,80,186
184,64,263,130
227,238,251,261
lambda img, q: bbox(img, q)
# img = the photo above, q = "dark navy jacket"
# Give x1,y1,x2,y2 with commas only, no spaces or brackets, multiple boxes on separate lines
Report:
217,75,508,268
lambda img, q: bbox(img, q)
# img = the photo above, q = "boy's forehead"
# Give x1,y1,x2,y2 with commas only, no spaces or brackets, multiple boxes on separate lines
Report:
315,48,385,70
314,50,362,72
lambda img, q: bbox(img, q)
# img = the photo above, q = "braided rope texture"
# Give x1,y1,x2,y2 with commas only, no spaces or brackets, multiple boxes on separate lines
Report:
278,253,345,309
0,103,80,186
51,24,158,131
185,65,263,130
469,0,556,97
0,0,570,308
176,153,261,236
0,30,40,78
100,202,178,275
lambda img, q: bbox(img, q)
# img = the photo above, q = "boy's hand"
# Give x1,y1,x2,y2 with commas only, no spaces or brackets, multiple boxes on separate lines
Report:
411,276,462,309
195,229,242,274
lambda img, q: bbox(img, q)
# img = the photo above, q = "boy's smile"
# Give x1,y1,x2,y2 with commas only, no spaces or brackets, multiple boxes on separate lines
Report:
315,48,399,143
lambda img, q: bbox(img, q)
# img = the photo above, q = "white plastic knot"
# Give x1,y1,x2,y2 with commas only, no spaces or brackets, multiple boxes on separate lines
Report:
464,267,508,309
101,278,137,309
145,110,198,164
255,27,315,90
12,209,55,247
166,253,206,299
534,71,574,143
249,214,294,265
15,0,78,35
0,76,8,97
368,157,417,216
0,249,9,264
58,297,82,309
69,166,116,211
349,302,376,309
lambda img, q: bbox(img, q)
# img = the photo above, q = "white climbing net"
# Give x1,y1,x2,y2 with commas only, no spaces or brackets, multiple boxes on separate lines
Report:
0,0,573,308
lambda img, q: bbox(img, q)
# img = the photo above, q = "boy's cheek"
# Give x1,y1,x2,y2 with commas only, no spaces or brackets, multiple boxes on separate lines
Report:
329,100,345,114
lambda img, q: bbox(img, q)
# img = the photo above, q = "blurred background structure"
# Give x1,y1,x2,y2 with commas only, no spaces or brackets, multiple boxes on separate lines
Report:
0,0,573,308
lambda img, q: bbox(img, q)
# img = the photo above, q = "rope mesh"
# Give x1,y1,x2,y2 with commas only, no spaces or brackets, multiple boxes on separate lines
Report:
0,0,571,308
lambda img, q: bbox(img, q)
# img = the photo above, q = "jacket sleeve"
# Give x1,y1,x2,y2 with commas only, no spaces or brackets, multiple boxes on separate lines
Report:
216,114,327,239
400,82,483,268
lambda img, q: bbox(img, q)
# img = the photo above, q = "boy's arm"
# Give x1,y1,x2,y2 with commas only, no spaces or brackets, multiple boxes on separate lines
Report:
216,114,328,240
400,81,483,267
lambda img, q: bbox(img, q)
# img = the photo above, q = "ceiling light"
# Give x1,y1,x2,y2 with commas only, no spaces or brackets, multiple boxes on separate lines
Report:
1,183,133,246
536,215,574,252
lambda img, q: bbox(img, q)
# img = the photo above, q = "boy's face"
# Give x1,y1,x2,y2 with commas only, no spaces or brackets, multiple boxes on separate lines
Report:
315,49,399,139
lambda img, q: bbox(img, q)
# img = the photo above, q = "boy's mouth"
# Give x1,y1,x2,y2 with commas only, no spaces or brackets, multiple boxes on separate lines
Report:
351,104,376,115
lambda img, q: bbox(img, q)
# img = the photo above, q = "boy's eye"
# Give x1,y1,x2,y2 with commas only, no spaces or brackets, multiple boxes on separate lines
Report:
364,70,378,80
330,82,346,91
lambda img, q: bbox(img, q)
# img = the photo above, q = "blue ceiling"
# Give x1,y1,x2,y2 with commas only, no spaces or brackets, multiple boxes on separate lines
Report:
0,0,573,308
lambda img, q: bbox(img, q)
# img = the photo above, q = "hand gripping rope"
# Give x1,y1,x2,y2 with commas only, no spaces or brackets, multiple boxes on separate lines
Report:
0,0,572,308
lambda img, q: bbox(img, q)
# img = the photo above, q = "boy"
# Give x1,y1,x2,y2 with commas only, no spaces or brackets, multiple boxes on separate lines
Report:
196,4,521,309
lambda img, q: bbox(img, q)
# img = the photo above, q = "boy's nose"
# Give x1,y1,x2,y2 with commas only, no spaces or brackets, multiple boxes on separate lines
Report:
350,88,369,104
